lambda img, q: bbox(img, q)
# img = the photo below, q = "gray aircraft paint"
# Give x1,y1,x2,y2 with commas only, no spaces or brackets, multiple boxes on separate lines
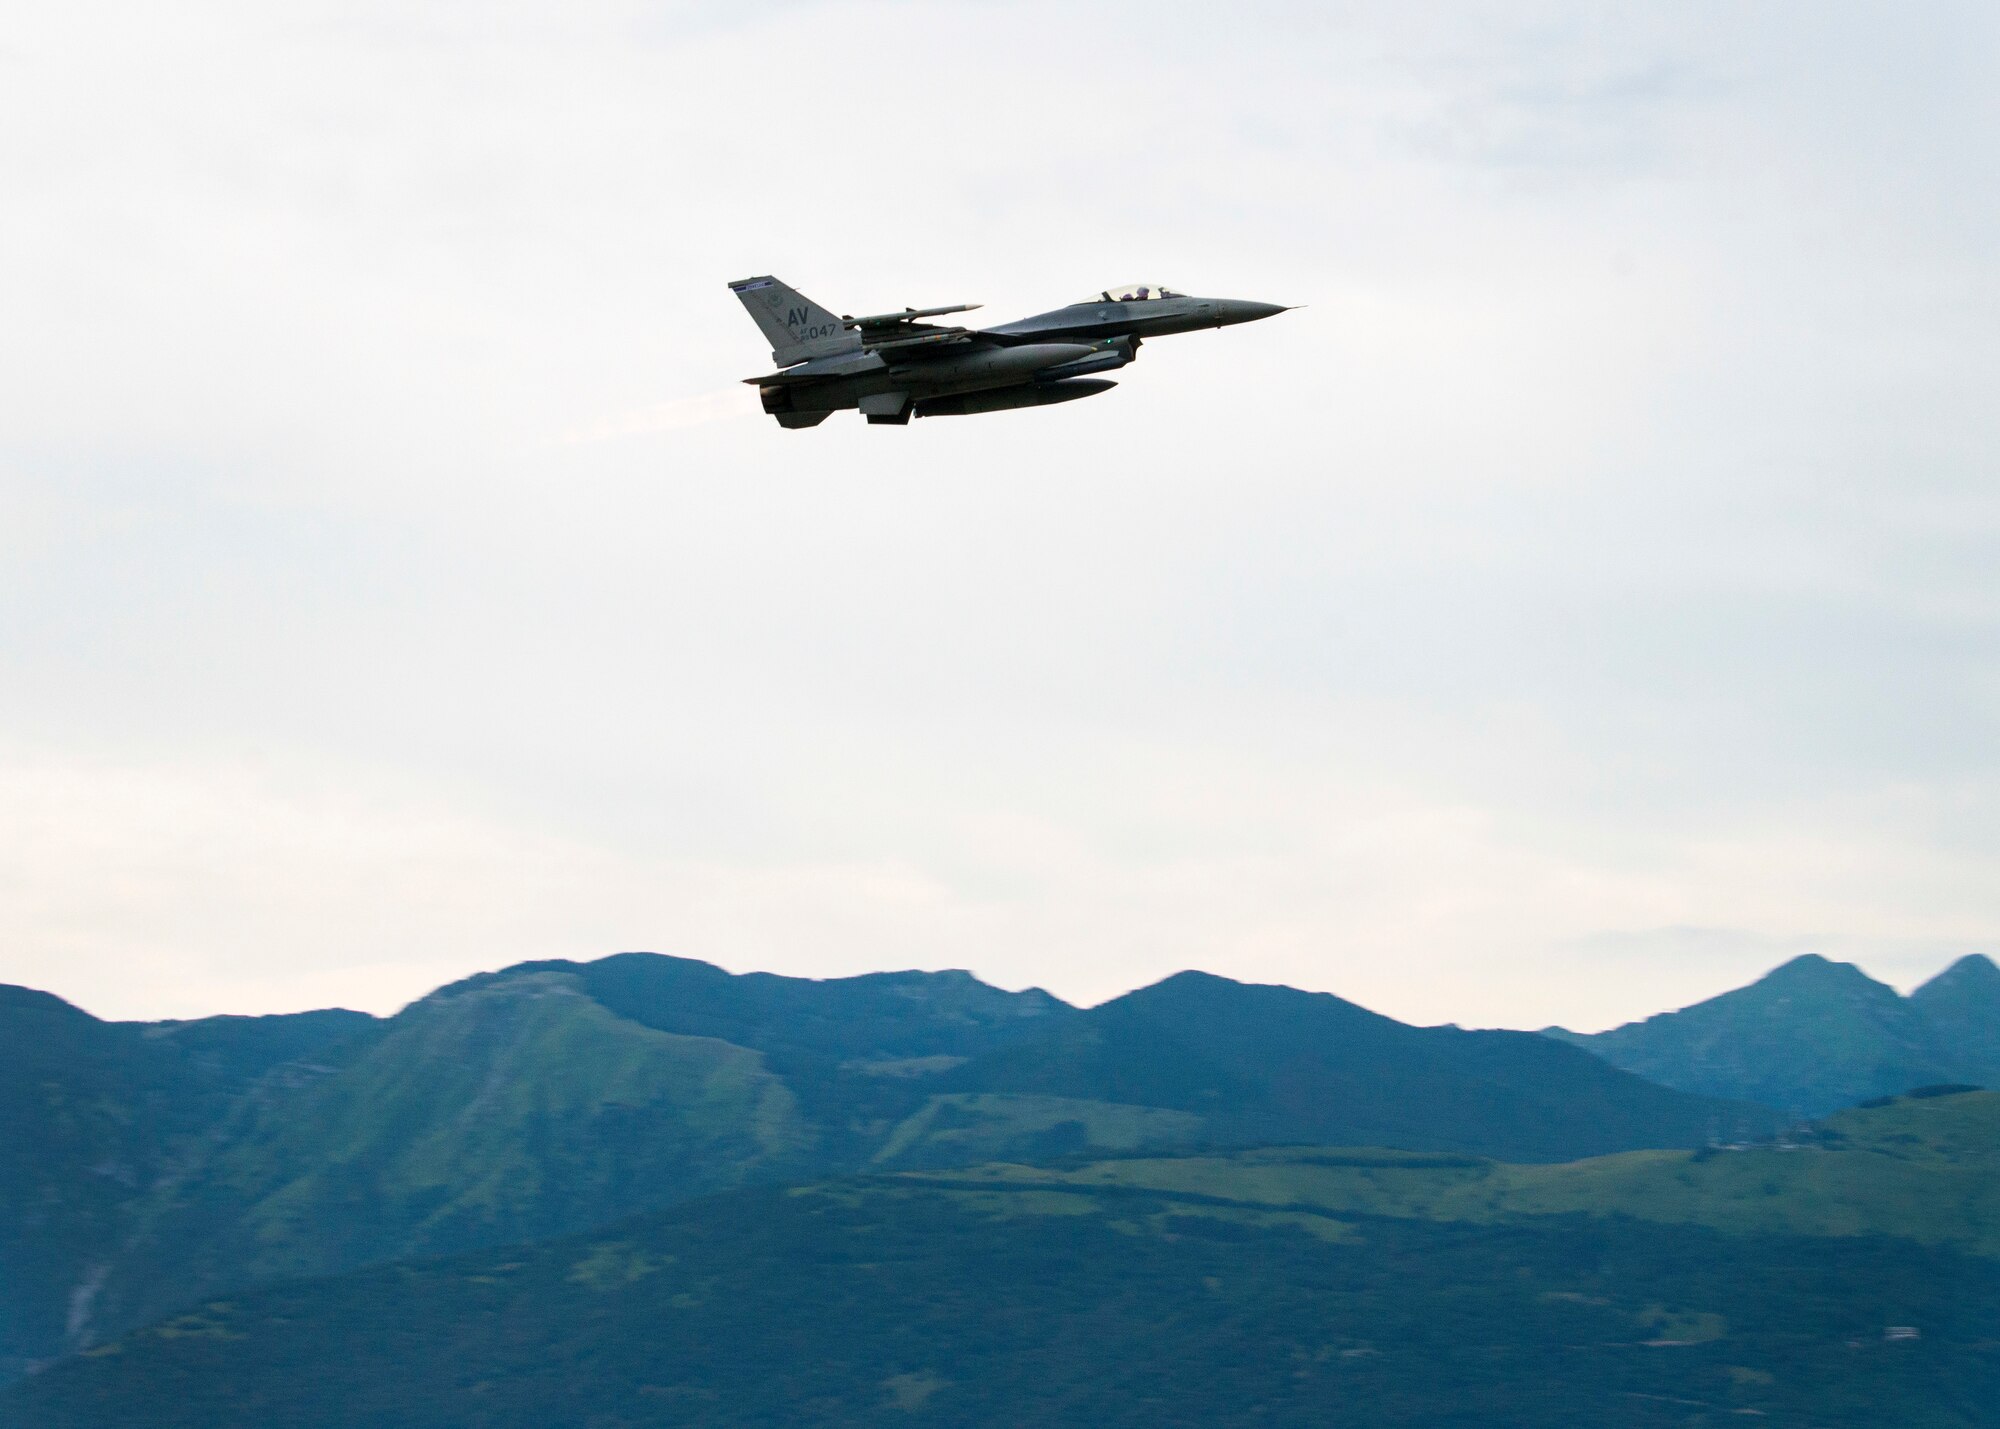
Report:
728,277,1289,427
729,277,861,368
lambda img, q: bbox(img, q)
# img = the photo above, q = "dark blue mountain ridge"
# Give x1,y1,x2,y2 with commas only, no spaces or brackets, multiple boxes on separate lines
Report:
1543,951,1999,1116
1908,953,2000,1088
952,968,1776,1162
123,1008,382,1091
461,950,1074,1068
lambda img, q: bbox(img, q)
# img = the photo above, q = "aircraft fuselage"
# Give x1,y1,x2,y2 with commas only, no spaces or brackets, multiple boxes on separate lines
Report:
730,278,1289,427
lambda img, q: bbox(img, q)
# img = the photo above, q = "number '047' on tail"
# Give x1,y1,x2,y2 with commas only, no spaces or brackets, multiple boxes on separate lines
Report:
728,276,859,367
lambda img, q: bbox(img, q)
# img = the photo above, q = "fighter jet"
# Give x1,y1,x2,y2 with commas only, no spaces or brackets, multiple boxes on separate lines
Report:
729,277,1290,427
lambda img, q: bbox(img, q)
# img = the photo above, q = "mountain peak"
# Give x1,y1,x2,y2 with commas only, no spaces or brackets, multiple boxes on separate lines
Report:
1129,968,1382,1003
1142,969,1246,994
1761,953,1870,987
1557,952,1947,1116
1907,954,2000,1088
1913,953,2000,1002
0,982,97,1019
1744,954,1907,1011
1032,967,1384,1045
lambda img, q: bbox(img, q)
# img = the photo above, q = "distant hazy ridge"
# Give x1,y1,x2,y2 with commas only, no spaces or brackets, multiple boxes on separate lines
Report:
1546,952,2000,1116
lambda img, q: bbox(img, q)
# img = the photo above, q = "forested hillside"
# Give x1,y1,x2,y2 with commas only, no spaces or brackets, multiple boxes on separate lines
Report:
0,987,374,1382
951,970,1772,1161
14,1093,1995,1429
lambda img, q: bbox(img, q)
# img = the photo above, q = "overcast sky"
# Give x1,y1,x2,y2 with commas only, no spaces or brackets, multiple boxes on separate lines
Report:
3,1,1997,1031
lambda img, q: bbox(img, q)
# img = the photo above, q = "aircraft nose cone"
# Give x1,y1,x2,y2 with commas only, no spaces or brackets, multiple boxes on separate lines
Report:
1215,299,1289,326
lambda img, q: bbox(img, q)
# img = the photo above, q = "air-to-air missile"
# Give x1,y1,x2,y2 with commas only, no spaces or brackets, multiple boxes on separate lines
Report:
728,277,1290,427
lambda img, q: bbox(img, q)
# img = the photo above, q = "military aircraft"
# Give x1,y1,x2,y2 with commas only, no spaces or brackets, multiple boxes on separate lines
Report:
729,276,1290,427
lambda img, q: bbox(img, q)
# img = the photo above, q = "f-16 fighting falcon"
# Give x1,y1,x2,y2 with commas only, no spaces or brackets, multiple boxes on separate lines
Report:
729,277,1291,427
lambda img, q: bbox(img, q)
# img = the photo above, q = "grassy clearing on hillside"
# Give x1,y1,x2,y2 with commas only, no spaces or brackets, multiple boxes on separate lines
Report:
871,1092,1204,1167
904,1091,2000,1257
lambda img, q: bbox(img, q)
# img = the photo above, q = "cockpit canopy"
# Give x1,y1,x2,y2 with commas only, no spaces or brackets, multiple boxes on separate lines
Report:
1086,282,1185,304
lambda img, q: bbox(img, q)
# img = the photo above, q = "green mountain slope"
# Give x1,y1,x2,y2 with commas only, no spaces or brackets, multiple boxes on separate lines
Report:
945,971,1777,1161
14,1094,1996,1429
0,954,1059,1346
515,953,1079,1157
88,971,814,1341
18,956,1775,1369
1544,954,1976,1116
0,989,374,1382
0,988,203,1383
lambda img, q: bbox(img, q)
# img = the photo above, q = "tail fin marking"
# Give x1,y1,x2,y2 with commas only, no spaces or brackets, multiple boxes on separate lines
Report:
728,275,862,367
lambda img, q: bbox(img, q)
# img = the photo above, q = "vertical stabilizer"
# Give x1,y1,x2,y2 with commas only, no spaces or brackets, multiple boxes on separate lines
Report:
728,276,861,367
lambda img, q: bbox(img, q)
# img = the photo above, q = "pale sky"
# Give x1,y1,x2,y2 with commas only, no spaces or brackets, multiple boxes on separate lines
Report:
3,1,1997,1031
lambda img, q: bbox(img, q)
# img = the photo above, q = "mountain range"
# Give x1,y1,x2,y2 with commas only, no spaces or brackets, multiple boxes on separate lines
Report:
1545,952,2000,1117
3,947,1994,1422
4,953,1775,1381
